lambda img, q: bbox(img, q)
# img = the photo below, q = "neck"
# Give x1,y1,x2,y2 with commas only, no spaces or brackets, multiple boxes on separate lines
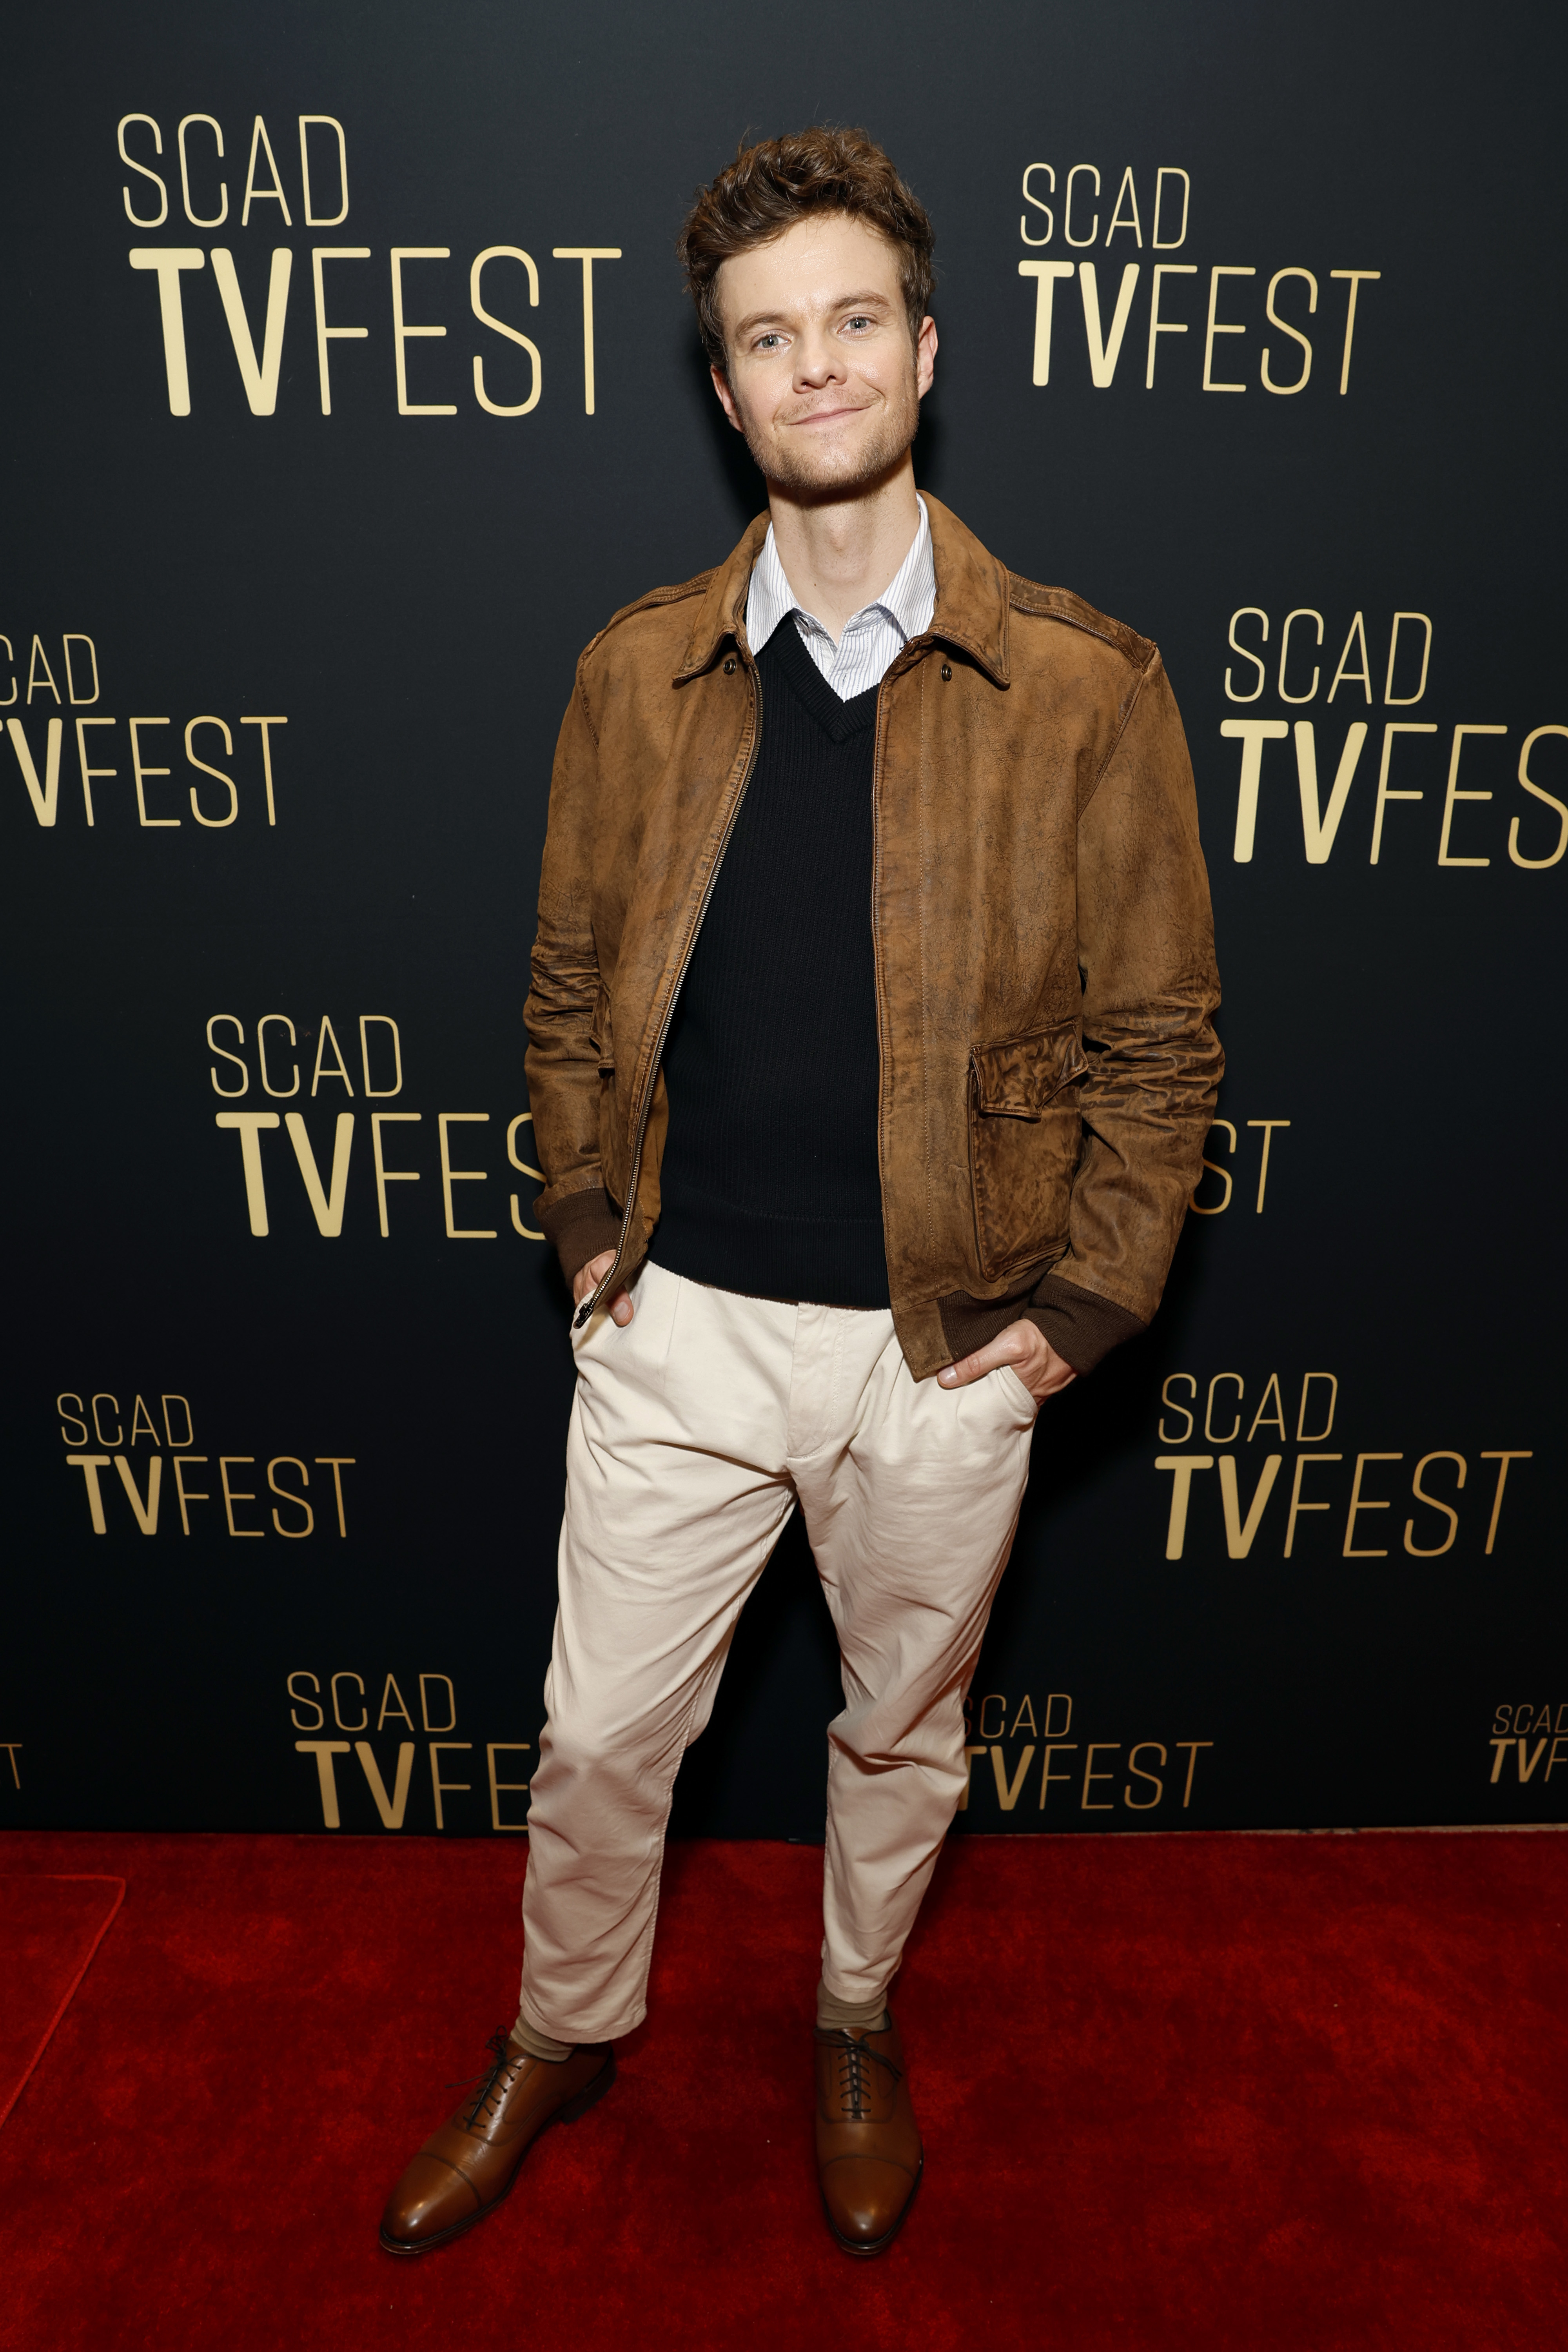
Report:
764,452,921,641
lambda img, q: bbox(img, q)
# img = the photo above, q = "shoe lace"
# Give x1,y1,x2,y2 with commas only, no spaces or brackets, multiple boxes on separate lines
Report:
445,2031,521,2129
815,2026,902,2122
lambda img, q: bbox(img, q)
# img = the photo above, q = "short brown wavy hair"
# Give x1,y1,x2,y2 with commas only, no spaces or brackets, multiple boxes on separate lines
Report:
678,127,935,372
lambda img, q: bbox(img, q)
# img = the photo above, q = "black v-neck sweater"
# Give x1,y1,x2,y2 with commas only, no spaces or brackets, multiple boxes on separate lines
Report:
652,618,891,1309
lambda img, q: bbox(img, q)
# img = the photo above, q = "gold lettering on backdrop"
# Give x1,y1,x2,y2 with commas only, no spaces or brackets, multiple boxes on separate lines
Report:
550,248,622,415
419,1675,457,1735
1296,1375,1338,1442
1105,166,1143,247
1403,1454,1465,1557
1438,726,1506,867
357,1742,416,1829
1158,1374,1196,1445
1202,266,1255,392
1327,613,1373,702
439,1114,497,1239
372,1112,422,1235
298,116,349,227
1019,163,1054,246
1247,1120,1290,1209
268,1457,314,1538
129,716,179,824
1293,721,1368,861
1219,718,1289,860
63,635,100,706
310,1016,355,1096
4,717,64,826
1343,1454,1403,1557
186,717,238,826
1063,164,1100,247
1224,608,1268,704
428,1744,472,1830
312,246,372,413
1383,613,1434,706
1145,262,1196,385
296,1741,349,1826
1277,610,1323,704
1510,729,1568,869
287,1671,324,1731
359,1017,403,1097
487,1746,532,1832
1151,169,1191,248
377,1676,414,1732
1369,723,1436,862
241,116,292,227
1329,270,1380,394
991,1745,1037,1809
1078,262,1140,387
258,1016,299,1099
177,115,227,229
471,247,542,416
119,113,169,227
129,247,205,414
210,247,293,415
1261,268,1316,393
74,715,114,823
507,1114,545,1238
1283,1454,1342,1556
1189,1118,1234,1213
1154,1455,1214,1557
390,248,457,416
1018,260,1075,384
285,1112,354,1235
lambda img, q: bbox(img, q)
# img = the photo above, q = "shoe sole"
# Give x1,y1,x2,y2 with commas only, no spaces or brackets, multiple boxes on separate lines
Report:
378,2053,617,2258
822,2157,923,2260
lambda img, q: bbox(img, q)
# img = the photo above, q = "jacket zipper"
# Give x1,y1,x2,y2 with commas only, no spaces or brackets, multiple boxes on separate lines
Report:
574,653,764,1327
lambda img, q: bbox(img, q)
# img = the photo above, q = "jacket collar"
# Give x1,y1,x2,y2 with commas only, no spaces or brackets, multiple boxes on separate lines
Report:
674,491,1011,686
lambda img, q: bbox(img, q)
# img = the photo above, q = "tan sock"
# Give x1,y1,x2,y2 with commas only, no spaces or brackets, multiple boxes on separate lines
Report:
815,1977,891,2035
509,2010,575,2063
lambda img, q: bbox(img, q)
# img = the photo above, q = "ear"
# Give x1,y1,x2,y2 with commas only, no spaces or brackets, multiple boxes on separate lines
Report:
915,314,938,400
711,363,746,434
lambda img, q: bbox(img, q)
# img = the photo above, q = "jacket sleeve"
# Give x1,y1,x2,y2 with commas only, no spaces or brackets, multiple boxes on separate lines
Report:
1027,651,1223,1373
523,652,624,1286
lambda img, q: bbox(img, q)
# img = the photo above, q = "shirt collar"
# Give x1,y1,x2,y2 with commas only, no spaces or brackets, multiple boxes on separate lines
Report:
746,495,935,656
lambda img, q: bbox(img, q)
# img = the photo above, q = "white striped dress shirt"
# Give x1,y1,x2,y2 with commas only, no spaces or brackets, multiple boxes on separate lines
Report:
744,496,936,701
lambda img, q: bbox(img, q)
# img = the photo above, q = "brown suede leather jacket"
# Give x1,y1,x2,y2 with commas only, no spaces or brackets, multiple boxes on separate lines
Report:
524,494,1221,1379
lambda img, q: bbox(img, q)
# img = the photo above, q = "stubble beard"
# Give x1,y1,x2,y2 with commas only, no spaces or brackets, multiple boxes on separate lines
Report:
738,365,920,503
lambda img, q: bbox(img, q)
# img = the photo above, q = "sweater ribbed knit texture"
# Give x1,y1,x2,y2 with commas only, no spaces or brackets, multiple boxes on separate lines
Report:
653,619,889,1309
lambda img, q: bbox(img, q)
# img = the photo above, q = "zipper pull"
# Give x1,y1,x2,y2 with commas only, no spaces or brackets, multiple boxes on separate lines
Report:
573,1301,592,1330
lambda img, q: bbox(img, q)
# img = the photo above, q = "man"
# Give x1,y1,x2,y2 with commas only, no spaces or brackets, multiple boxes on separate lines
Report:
381,126,1221,2261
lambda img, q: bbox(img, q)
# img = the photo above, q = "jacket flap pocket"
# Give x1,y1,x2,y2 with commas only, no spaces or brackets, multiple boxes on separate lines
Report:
971,1022,1087,1117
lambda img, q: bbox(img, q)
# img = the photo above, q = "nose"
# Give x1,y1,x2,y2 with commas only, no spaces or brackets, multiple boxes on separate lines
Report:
795,326,845,390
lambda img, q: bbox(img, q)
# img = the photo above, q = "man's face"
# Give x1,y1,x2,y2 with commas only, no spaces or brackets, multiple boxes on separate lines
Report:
711,212,936,497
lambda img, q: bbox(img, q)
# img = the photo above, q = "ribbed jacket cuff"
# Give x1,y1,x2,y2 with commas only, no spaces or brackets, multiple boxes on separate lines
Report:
1026,1274,1146,1375
538,1186,623,1290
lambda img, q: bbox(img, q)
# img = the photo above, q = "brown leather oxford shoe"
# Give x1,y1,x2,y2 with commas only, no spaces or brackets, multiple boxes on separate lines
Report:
379,2031,614,2256
814,2017,923,2257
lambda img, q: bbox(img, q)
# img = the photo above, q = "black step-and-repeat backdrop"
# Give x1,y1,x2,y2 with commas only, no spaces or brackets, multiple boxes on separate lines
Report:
5,1,1564,1842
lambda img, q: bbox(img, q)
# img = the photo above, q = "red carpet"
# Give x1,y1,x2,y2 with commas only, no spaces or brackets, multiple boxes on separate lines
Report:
0,1828,1564,2350
0,1875,123,2131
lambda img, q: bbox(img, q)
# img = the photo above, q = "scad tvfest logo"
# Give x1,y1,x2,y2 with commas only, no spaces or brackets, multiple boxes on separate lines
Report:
1216,605,1566,876
115,109,619,418
1014,158,1377,397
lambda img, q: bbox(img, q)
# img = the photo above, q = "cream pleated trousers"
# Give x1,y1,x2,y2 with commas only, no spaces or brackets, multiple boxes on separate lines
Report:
517,1259,1037,2045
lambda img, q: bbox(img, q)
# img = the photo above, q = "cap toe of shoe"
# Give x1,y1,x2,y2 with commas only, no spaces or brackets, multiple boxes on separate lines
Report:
819,2154,917,2246
380,2152,482,2248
